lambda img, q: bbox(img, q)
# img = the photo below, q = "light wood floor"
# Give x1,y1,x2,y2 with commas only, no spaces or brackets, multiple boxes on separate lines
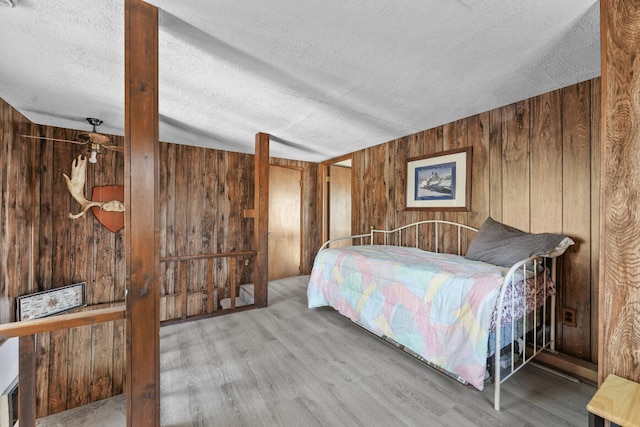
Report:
37,276,595,426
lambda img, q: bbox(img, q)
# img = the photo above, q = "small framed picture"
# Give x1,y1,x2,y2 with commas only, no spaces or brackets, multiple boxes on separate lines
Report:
17,282,87,321
405,147,472,211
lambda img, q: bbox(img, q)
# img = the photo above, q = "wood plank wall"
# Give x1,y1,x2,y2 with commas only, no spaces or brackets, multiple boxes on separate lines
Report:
0,97,321,415
352,78,601,364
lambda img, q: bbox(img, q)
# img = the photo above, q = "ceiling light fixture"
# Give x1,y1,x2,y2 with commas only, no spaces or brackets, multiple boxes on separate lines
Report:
89,143,100,164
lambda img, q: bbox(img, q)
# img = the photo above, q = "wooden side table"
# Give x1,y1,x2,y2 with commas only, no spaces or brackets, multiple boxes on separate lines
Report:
587,374,640,427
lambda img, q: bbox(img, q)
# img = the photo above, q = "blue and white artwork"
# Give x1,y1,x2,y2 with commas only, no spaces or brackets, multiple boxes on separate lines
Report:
414,161,456,201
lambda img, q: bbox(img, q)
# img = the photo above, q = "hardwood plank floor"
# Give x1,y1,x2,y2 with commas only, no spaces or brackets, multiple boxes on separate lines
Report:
37,276,595,426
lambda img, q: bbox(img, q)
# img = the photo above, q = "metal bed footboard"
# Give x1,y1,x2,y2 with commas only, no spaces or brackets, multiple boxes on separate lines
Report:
493,255,557,411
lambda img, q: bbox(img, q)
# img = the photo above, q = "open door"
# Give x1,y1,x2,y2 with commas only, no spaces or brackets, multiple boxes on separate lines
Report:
268,165,302,280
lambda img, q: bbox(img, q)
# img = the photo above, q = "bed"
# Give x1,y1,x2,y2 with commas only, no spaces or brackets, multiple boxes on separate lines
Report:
307,217,574,410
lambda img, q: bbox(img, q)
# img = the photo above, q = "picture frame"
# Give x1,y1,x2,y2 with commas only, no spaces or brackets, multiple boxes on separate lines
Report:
405,147,472,211
17,282,87,321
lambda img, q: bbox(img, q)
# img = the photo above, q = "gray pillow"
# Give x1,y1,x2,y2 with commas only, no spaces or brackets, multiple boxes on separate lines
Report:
465,217,573,267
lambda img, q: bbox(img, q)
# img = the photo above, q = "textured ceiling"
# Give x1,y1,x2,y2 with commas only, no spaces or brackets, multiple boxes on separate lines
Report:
0,0,600,162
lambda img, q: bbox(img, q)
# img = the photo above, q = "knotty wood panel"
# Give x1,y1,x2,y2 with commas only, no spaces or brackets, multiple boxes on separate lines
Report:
351,78,601,364
600,0,640,385
561,81,592,360
502,101,530,232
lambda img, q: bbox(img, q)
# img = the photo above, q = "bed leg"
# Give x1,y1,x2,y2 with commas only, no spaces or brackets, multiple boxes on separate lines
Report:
494,350,501,410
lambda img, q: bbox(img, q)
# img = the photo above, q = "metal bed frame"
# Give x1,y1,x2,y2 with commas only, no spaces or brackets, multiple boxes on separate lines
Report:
319,220,558,411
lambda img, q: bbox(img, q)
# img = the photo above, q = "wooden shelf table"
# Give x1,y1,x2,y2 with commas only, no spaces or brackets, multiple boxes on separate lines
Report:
587,374,640,427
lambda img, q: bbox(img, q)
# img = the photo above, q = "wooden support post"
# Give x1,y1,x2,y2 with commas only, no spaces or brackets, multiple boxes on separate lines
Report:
124,0,160,426
599,0,640,385
18,335,36,427
254,133,269,307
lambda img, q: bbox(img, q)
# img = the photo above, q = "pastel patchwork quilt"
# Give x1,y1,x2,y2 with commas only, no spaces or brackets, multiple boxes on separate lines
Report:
307,245,508,390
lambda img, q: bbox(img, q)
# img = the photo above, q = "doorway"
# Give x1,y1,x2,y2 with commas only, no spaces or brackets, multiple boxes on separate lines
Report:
323,156,352,246
268,165,302,280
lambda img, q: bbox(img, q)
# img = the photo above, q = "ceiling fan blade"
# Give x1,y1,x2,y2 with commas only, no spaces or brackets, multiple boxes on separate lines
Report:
21,134,87,145
78,132,111,145
102,145,124,152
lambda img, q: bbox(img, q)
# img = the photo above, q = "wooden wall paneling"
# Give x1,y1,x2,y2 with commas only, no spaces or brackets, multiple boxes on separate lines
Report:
528,89,565,353
502,101,531,231
67,324,92,408
469,112,490,231
201,148,216,312
215,151,227,253
26,120,41,297
530,90,563,234
230,152,245,253
174,145,188,319
30,125,49,413
206,258,215,313
161,142,177,320
47,327,69,413
488,107,504,222
186,147,204,317
11,108,26,304
590,77,601,365
439,120,467,253
394,132,425,244
37,127,54,294
52,127,73,288
395,134,414,245
3,104,17,322
382,138,397,232
561,81,592,360
89,150,118,402
214,151,228,307
403,132,424,237
158,142,168,320
419,129,438,250
34,332,50,417
67,132,95,410
241,153,256,279
35,129,50,414
367,144,389,233
35,126,52,417
47,127,73,415
0,100,9,324
112,136,126,396
351,150,364,238
432,126,445,240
